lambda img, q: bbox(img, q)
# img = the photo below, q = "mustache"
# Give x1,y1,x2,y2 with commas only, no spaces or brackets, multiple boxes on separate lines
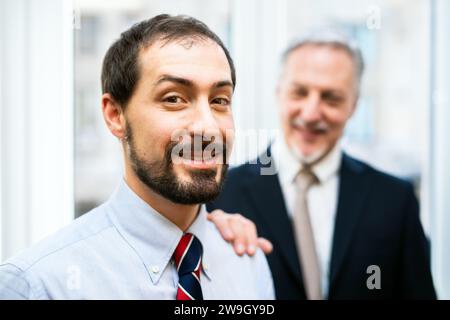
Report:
290,117,330,134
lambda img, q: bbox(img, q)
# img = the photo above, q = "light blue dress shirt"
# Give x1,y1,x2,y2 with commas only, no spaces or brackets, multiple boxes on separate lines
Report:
0,180,274,300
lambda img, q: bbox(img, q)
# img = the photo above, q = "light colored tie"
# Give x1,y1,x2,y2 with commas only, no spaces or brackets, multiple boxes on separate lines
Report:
293,166,322,300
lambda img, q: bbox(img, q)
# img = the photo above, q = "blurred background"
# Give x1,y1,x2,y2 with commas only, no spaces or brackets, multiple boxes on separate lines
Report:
1,0,450,298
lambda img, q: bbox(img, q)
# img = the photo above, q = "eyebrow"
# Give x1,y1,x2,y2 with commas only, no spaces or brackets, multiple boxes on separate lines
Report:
213,80,234,89
292,82,345,95
322,90,345,97
154,75,233,90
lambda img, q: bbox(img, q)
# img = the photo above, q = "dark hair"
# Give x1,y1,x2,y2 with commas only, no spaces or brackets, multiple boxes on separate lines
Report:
101,14,236,109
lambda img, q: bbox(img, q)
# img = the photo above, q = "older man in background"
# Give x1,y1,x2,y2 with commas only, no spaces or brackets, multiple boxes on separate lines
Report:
208,30,436,300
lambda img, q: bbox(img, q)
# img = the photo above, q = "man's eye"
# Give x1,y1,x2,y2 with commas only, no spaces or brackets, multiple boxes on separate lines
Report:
323,94,343,106
294,88,308,98
326,99,341,106
163,96,184,104
212,97,230,105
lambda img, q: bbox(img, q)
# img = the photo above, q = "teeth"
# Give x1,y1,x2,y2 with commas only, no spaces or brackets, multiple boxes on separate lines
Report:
175,144,223,163
179,152,219,162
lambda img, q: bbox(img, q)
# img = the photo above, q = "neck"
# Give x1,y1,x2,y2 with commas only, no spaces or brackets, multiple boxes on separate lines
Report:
124,167,199,232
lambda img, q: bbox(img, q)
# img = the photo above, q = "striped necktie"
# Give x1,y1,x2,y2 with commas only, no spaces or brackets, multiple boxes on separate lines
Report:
173,233,204,300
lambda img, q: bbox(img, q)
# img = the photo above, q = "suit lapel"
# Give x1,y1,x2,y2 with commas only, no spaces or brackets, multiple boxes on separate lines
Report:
328,154,370,295
242,155,305,293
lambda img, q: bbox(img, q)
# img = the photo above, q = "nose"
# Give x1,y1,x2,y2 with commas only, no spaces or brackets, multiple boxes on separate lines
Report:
188,98,222,139
300,92,322,122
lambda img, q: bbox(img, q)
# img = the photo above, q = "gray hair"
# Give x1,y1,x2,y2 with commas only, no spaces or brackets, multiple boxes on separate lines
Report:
282,28,365,91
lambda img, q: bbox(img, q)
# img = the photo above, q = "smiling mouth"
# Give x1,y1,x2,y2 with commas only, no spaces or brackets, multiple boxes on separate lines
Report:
298,127,324,135
290,117,329,135
291,126,327,144
172,145,224,167
292,123,328,135
181,149,219,161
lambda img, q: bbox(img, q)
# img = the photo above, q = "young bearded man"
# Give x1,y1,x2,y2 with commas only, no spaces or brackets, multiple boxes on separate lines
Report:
0,14,274,300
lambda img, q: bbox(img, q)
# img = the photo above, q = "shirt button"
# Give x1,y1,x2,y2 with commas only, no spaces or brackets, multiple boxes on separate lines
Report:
203,263,209,271
151,266,160,274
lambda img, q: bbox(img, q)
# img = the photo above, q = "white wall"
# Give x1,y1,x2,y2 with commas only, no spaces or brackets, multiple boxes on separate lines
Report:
0,0,74,261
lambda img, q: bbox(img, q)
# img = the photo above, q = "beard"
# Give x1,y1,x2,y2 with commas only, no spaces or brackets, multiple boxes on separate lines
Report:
292,144,329,165
126,123,229,205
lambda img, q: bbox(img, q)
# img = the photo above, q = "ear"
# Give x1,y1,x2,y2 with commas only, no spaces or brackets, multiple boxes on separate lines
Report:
101,93,126,139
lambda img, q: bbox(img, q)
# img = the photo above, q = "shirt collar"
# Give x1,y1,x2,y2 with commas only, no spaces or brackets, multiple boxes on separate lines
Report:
106,179,211,284
272,137,343,185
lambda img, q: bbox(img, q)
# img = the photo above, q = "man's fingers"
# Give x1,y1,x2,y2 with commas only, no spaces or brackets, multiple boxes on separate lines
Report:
229,214,247,256
257,238,274,254
207,210,234,240
244,219,258,256
208,210,264,257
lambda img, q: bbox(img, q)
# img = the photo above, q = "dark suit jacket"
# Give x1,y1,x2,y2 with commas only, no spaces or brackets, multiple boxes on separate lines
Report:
207,150,436,299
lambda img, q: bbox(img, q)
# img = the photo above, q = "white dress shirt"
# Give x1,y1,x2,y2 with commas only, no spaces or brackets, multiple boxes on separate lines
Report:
271,138,342,298
0,179,274,300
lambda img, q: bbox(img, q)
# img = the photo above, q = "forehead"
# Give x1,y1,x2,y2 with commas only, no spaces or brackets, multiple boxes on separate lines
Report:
138,38,232,87
282,44,356,88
